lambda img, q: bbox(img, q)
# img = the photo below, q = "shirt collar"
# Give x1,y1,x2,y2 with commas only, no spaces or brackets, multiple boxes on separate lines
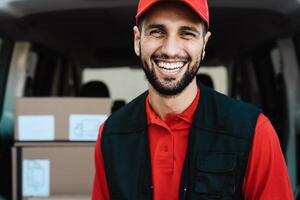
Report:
146,87,200,125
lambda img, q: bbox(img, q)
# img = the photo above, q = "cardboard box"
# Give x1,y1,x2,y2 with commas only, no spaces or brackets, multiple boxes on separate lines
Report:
23,195,90,200
15,98,111,141
12,143,95,200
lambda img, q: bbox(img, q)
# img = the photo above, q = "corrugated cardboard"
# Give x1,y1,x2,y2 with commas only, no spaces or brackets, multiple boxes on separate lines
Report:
12,143,95,200
24,195,90,200
15,98,111,141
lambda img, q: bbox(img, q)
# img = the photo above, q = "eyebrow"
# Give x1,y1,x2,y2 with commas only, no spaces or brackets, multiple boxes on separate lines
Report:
144,24,202,36
144,24,165,32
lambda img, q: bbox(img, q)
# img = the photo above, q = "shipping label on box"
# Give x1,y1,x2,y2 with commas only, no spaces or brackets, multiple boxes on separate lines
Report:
69,114,107,141
12,145,95,200
15,98,111,141
18,115,55,141
22,160,50,197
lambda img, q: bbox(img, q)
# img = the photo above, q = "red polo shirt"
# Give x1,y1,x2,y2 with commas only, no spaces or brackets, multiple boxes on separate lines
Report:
92,89,293,200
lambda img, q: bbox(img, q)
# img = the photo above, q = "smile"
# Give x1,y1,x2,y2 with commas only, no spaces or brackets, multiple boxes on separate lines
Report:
153,59,187,74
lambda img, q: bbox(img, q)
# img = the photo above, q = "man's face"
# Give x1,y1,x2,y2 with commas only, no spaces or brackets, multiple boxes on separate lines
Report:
133,2,211,96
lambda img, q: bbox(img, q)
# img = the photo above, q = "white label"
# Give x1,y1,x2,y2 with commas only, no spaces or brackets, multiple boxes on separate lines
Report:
18,115,55,141
69,114,108,141
22,160,50,197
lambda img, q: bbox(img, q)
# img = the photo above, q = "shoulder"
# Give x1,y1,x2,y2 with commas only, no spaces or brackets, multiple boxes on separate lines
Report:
243,113,293,199
203,84,259,113
252,113,281,153
200,84,261,132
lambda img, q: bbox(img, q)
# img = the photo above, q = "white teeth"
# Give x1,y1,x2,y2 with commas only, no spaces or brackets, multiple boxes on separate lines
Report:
156,61,185,70
161,68,181,73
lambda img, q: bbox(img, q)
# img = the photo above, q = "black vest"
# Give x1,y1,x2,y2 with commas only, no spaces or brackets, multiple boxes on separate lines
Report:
101,84,261,200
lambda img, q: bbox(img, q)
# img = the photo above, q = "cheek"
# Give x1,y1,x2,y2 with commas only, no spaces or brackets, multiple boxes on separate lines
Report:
141,38,162,57
184,43,203,61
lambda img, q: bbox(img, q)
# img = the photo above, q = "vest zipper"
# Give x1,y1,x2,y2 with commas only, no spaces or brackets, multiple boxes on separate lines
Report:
150,185,153,190
183,188,188,200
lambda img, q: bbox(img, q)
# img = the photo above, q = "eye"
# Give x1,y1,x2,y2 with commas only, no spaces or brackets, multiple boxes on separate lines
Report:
150,29,165,38
181,31,197,39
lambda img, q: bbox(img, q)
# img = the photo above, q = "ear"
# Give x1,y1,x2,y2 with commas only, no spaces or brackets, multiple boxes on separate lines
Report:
202,31,211,60
133,26,141,56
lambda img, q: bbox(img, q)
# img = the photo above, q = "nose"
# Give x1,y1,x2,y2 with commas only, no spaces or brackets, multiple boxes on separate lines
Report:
160,34,182,58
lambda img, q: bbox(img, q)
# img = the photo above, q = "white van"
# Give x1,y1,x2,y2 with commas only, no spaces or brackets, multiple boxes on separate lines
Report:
0,0,299,199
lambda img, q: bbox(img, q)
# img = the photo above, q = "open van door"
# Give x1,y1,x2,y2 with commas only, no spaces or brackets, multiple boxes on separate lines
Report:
278,38,300,190
0,0,300,199
0,37,14,199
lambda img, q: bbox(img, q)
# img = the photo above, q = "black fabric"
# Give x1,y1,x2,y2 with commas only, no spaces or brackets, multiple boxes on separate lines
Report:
101,84,261,200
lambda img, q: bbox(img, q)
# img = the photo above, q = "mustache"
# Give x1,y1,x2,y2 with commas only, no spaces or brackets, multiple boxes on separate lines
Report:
151,53,190,61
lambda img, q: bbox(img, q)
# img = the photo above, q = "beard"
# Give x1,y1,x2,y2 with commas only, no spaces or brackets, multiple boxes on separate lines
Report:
140,51,202,96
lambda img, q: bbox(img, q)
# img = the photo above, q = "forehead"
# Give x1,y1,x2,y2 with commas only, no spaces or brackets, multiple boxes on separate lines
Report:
142,2,203,27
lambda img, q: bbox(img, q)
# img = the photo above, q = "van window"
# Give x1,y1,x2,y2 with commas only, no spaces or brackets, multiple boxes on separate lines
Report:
24,45,65,97
198,66,228,95
82,65,228,103
82,67,147,103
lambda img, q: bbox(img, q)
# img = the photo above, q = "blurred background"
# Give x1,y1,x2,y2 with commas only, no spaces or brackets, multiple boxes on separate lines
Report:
0,0,300,199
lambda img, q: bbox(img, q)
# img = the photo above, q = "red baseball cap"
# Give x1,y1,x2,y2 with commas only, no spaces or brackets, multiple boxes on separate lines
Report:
136,0,209,28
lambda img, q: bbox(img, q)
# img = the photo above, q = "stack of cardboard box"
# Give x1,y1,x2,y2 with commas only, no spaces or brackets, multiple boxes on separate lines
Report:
12,98,112,200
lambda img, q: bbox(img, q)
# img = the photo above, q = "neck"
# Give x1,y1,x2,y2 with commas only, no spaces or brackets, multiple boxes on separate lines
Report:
148,79,198,121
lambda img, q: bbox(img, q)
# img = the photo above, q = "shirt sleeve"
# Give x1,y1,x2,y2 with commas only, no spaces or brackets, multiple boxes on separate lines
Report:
243,113,294,200
92,123,110,200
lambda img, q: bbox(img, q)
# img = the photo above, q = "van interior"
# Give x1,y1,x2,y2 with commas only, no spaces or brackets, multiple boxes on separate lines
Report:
0,0,300,199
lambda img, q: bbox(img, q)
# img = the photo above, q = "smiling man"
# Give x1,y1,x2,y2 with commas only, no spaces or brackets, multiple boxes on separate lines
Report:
135,2,210,98
92,0,293,199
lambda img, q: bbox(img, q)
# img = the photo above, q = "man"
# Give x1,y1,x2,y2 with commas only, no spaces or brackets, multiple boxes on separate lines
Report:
93,0,294,199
